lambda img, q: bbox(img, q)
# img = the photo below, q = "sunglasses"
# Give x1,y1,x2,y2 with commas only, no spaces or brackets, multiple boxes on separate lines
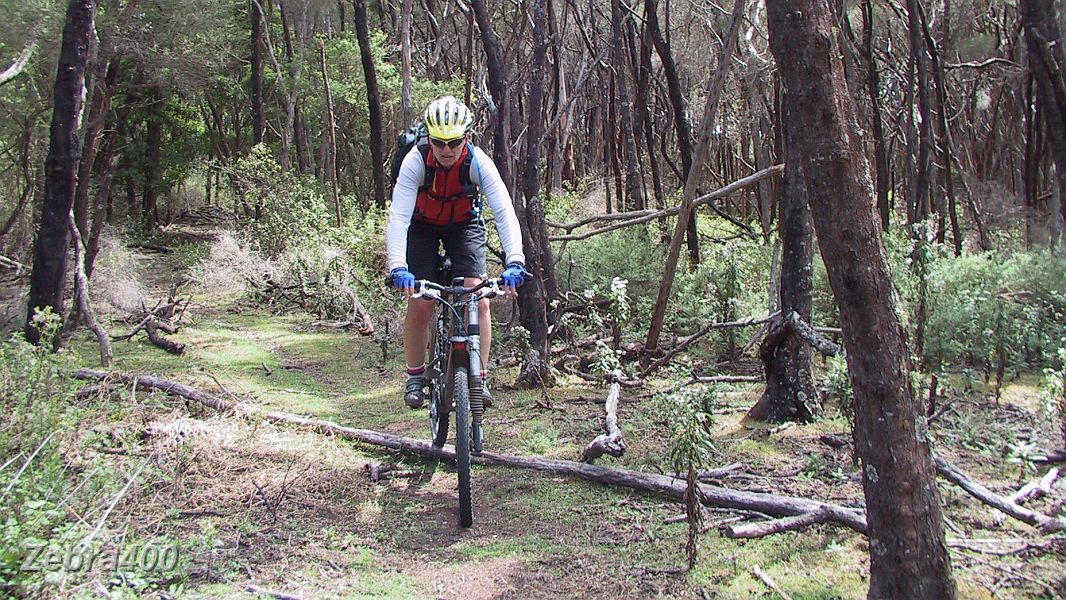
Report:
429,137,465,149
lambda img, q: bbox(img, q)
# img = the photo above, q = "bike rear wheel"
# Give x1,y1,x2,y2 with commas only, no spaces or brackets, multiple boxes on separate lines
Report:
453,368,473,527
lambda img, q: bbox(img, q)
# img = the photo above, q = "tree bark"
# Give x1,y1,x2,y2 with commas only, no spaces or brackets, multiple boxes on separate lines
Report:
1022,0,1066,247
611,0,644,211
250,0,266,145
25,0,96,345
319,41,343,224
513,0,555,388
399,0,414,125
353,0,386,209
765,0,956,598
470,0,513,185
748,94,817,424
141,87,163,233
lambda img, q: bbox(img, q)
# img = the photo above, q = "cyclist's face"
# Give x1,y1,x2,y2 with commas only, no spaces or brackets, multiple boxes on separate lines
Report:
430,135,466,168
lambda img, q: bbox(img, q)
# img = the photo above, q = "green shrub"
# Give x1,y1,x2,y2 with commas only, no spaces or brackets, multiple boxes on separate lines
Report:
922,250,1066,371
0,312,75,596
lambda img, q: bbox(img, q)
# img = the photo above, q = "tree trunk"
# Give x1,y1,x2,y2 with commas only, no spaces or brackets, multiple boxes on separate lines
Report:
611,0,644,211
319,41,343,224
860,0,891,231
353,0,386,208
25,0,96,345
645,0,746,351
906,0,935,225
765,1,956,598
748,93,816,424
515,0,555,388
1022,0,1066,247
470,0,513,184
73,58,118,243
142,88,163,233
399,0,414,124
250,0,265,145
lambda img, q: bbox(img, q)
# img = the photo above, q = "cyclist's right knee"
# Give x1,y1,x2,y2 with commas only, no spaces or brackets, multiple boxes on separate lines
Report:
406,298,435,321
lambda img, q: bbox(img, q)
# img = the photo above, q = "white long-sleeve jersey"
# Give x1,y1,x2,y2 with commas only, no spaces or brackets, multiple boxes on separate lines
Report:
386,144,526,272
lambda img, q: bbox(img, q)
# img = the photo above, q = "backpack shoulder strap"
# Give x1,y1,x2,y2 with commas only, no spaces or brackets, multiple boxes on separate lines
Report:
460,143,478,190
417,142,433,190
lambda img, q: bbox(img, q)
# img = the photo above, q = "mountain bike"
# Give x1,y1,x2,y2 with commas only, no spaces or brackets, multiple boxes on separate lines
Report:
414,260,502,528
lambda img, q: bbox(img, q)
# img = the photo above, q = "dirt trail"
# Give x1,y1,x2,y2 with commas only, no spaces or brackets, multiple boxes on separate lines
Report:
62,220,1066,599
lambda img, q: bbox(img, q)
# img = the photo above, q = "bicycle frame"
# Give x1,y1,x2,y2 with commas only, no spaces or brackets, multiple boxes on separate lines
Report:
414,277,501,527
415,277,502,451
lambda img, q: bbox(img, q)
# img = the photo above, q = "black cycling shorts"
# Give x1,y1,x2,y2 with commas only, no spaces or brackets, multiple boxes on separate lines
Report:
405,218,487,283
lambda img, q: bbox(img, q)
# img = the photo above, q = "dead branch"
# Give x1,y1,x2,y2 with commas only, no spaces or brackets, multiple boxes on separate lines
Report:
723,508,837,539
145,319,185,354
71,368,869,533
1008,467,1060,506
753,564,795,600
641,314,777,376
68,211,111,366
581,370,627,462
934,456,1066,533
127,242,175,253
0,254,25,274
245,584,303,600
670,462,746,481
1033,449,1066,464
547,164,784,242
784,311,841,356
0,28,38,87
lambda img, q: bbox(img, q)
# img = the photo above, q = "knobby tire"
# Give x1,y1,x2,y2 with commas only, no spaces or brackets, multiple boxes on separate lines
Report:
429,316,450,448
454,368,473,527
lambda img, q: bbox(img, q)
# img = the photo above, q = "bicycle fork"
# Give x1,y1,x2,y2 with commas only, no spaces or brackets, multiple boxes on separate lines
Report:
455,294,485,452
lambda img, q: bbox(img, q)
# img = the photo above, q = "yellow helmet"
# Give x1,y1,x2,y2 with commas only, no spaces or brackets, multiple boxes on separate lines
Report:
424,96,472,141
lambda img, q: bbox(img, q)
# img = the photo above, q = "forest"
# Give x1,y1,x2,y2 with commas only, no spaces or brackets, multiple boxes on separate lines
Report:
1,0,1064,598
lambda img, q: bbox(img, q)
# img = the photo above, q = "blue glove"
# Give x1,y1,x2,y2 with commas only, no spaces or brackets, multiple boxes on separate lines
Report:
390,267,416,291
501,263,527,288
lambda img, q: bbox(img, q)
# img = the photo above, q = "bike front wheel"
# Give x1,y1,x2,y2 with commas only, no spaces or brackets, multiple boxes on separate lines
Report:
453,368,473,528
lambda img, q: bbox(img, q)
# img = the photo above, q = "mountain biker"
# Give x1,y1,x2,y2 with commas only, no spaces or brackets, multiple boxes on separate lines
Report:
386,95,527,409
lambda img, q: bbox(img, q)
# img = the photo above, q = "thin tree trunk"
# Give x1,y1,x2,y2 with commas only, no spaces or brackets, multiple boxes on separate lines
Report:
353,0,386,208
765,0,956,597
646,0,746,351
320,41,343,224
399,0,414,124
611,0,644,211
470,0,513,184
860,0,891,231
73,58,118,242
250,0,265,145
142,88,162,233
25,0,96,346
907,0,935,225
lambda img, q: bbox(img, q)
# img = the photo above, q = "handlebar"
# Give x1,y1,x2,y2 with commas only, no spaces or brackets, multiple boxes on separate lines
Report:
412,278,505,302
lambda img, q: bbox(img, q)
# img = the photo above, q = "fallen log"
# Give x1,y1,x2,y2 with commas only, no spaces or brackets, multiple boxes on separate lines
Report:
72,368,868,533
724,508,836,539
581,371,627,462
1009,468,1060,506
934,456,1065,533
